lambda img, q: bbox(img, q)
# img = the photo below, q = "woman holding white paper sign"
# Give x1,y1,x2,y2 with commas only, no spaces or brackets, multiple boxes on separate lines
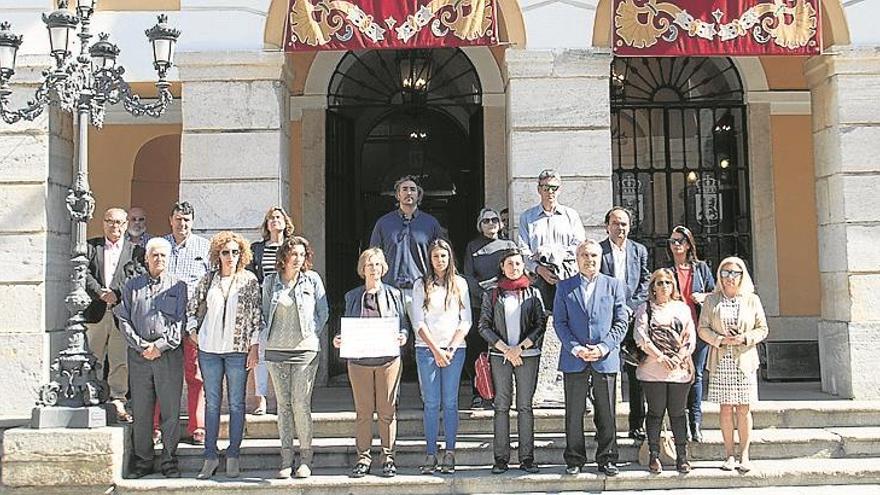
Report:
333,247,409,478
412,238,472,475
258,236,327,479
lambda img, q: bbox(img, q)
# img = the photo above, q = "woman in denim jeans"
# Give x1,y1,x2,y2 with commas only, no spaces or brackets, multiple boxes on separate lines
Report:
411,239,472,475
258,236,327,479
477,249,546,474
666,225,715,442
187,231,261,480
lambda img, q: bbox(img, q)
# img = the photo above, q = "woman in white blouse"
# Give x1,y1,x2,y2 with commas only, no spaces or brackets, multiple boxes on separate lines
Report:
412,239,472,475
187,231,261,480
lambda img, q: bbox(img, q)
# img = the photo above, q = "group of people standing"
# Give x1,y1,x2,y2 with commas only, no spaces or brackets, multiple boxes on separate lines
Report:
86,169,768,481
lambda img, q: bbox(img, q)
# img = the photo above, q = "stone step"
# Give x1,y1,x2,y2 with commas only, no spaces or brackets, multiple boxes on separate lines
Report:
160,427,880,473
114,457,880,494
224,400,880,439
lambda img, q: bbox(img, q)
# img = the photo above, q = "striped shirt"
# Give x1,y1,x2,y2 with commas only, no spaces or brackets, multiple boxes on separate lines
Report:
261,243,280,280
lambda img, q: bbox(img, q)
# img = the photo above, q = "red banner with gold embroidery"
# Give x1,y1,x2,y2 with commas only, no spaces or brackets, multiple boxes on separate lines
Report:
613,0,821,56
284,0,498,51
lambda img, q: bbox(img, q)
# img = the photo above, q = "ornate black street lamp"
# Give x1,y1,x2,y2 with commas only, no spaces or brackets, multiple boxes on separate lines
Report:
0,0,180,427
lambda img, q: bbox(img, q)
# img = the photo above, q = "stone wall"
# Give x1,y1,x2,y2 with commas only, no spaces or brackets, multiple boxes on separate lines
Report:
506,49,613,237
0,55,74,417
806,46,880,399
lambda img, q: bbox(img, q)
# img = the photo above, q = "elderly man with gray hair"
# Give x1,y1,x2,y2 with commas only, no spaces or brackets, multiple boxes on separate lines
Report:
115,237,188,479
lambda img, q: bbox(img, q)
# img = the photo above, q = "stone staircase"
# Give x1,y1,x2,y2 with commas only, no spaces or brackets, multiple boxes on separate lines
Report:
114,399,880,494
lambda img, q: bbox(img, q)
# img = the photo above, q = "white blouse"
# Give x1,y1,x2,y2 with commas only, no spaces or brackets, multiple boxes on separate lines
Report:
411,275,471,348
199,275,242,353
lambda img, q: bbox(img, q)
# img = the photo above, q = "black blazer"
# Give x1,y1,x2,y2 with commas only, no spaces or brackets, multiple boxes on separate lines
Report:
478,285,547,352
247,240,268,284
599,238,650,311
83,237,145,323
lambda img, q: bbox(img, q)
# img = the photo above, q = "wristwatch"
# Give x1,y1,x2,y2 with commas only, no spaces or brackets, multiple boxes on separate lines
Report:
519,343,527,351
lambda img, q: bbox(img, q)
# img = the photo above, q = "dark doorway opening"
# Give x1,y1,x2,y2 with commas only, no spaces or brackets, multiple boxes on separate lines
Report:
325,48,484,379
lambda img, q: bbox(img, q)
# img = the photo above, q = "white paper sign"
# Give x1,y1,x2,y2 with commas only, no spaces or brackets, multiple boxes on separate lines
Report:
339,317,400,359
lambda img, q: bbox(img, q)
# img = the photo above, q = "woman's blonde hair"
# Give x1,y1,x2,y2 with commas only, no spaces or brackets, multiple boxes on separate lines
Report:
356,247,389,280
648,268,683,304
714,256,755,296
208,231,253,273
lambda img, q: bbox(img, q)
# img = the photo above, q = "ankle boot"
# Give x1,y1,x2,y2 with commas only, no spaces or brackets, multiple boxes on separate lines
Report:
226,457,240,478
295,449,313,478
691,423,703,442
277,448,294,478
648,451,662,474
676,445,691,473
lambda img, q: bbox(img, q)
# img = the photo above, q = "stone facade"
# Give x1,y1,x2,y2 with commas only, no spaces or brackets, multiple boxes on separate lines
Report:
0,55,74,416
806,46,880,399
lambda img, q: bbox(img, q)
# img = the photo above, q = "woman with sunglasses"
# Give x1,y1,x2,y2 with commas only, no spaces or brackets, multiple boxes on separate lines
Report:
187,231,262,480
634,268,696,474
666,226,715,442
463,208,517,409
412,239,472,475
698,257,768,473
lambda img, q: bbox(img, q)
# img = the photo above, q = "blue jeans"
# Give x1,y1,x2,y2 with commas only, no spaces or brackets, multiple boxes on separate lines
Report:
688,338,710,427
199,351,247,460
416,346,465,455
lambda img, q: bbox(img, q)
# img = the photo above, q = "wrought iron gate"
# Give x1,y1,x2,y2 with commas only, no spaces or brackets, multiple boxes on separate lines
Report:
611,57,752,271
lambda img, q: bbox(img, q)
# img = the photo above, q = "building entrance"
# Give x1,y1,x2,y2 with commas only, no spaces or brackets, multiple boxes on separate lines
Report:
325,48,484,378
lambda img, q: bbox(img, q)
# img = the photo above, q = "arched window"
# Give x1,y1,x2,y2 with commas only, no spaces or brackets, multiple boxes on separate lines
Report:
611,57,751,270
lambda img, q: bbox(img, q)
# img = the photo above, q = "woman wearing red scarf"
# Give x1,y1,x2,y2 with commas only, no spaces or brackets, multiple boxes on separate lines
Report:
478,249,547,475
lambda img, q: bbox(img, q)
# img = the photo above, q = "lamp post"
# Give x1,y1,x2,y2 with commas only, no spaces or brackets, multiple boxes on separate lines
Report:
0,0,180,427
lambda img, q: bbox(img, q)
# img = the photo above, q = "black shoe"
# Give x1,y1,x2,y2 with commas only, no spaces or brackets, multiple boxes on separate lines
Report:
491,461,509,474
628,428,647,441
349,462,370,478
161,464,180,478
381,460,397,478
127,465,154,479
564,465,581,475
598,463,620,477
519,459,540,474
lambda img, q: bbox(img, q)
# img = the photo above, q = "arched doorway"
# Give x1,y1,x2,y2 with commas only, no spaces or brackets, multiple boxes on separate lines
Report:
610,57,751,271
325,48,484,378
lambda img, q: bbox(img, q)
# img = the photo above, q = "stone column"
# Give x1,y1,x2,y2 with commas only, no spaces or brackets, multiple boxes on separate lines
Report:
175,51,292,406
806,46,880,399
176,51,292,239
0,55,74,416
506,49,613,406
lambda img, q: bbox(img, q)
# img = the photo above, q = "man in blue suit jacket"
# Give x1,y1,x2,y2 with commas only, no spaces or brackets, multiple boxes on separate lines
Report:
554,240,629,476
600,207,650,442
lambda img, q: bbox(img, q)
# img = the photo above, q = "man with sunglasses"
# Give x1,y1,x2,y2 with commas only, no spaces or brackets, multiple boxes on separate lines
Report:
517,169,586,407
162,201,211,445
599,206,650,441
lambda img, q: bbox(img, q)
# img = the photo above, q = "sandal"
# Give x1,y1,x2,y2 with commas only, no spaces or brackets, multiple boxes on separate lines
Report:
192,429,206,445
253,396,267,415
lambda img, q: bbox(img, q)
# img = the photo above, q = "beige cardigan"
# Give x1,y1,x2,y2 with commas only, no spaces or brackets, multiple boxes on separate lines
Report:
697,292,768,375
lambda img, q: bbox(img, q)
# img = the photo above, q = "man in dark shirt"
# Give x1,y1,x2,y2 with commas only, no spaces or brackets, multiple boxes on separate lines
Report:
369,175,444,309
115,237,188,479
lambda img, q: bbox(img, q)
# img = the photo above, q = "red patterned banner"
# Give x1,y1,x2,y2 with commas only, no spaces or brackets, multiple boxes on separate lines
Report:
285,0,498,51
613,0,821,56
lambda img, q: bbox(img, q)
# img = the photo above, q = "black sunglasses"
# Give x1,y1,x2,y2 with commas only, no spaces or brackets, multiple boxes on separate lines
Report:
220,249,240,257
